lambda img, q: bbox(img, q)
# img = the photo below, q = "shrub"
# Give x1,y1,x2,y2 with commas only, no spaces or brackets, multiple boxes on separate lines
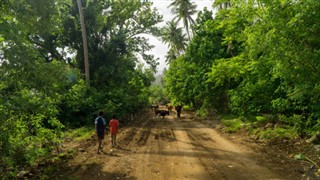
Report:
256,127,299,140
221,117,244,133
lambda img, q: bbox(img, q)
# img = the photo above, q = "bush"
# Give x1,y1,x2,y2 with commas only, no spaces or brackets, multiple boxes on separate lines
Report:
255,127,299,140
64,127,93,141
221,117,244,133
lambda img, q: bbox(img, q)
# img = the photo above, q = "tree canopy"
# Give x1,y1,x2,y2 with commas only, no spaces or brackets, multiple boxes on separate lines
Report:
165,0,320,133
0,0,162,176
3,0,320,177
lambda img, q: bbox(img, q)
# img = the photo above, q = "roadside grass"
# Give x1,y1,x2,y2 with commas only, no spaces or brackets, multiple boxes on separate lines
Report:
252,127,299,140
219,114,320,177
183,105,193,111
64,126,94,141
36,127,94,179
221,115,245,133
221,114,299,140
2,127,92,179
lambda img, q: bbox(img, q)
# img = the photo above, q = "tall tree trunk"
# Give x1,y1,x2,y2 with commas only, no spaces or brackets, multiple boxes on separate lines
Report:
77,0,90,87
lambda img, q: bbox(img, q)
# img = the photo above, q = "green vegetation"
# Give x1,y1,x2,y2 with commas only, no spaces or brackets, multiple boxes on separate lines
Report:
165,0,320,139
2,0,320,178
256,127,298,140
220,115,299,140
294,154,320,171
148,73,171,105
64,127,93,141
0,0,162,177
221,117,244,133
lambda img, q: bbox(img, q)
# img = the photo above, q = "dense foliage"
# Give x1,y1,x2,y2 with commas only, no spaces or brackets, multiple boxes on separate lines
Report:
0,0,161,176
3,0,320,177
165,0,320,134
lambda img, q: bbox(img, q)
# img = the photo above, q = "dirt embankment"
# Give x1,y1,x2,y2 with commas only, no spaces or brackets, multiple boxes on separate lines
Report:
54,111,317,180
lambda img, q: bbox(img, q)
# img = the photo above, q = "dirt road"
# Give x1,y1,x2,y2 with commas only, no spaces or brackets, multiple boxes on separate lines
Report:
59,112,302,180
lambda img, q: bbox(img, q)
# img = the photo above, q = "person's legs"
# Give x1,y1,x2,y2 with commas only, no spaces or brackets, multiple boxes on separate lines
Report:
97,133,104,153
111,134,114,147
97,138,102,153
110,134,113,147
177,111,181,117
111,134,116,147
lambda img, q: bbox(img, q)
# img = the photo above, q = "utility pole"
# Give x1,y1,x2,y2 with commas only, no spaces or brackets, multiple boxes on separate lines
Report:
76,0,90,87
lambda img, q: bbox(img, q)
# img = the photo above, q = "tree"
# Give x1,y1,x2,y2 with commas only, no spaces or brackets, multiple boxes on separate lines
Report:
165,6,246,114
76,0,90,86
168,0,197,40
206,0,320,125
213,0,231,10
62,0,162,88
0,0,163,176
161,20,187,63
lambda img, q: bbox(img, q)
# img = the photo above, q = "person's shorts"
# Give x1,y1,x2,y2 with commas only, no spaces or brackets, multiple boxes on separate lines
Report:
97,132,104,139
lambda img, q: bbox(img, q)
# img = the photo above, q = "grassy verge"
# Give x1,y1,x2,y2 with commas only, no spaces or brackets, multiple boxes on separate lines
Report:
221,115,245,133
220,114,299,140
35,127,94,179
64,126,94,141
252,127,299,140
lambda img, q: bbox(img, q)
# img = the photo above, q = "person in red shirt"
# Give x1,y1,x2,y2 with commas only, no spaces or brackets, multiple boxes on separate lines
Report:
109,115,119,147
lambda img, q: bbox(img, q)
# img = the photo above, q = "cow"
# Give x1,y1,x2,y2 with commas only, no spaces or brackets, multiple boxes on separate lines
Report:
175,105,183,118
166,105,173,112
150,105,159,112
155,109,170,119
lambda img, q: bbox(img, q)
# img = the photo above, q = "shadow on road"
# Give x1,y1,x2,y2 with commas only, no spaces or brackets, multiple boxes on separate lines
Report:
56,162,137,180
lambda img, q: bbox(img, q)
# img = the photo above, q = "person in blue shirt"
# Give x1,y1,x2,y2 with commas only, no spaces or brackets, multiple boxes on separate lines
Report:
95,111,106,154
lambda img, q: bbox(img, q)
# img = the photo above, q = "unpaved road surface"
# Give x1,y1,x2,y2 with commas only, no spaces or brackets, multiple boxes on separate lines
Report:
58,111,303,180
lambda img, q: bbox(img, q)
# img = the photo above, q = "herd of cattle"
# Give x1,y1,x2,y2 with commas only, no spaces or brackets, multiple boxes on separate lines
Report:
150,105,183,119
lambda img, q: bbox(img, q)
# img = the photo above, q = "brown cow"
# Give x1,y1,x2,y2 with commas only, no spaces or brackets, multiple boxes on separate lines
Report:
155,109,170,119
166,105,173,112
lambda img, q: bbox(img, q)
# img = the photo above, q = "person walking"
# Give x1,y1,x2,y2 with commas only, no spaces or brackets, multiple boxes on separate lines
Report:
95,111,106,154
109,115,119,148
175,105,183,118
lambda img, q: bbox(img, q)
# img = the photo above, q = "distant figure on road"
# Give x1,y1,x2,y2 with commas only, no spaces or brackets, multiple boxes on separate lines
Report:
95,111,106,154
109,115,120,148
175,105,183,118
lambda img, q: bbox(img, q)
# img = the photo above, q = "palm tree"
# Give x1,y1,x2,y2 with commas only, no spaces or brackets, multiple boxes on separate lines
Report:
168,0,197,41
165,49,178,64
162,20,187,63
213,0,231,10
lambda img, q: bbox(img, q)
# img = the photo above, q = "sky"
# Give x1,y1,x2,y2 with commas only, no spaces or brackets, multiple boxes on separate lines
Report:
145,0,215,74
